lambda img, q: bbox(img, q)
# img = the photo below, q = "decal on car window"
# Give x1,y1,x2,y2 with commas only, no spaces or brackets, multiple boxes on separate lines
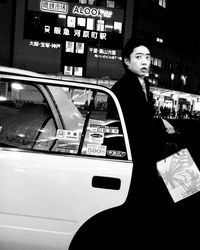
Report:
0,79,128,160
89,132,104,144
86,144,107,156
107,150,126,158
87,124,119,134
56,129,79,141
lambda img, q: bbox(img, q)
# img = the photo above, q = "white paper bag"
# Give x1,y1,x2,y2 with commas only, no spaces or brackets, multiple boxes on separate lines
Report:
157,148,200,202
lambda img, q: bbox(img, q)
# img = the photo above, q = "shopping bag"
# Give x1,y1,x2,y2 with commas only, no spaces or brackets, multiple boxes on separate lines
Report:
157,148,200,202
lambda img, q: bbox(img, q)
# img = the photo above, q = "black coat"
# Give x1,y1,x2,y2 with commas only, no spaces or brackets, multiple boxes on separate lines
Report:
111,70,163,164
110,71,170,206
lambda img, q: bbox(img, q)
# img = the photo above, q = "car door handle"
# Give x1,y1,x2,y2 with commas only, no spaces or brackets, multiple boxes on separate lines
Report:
92,176,121,190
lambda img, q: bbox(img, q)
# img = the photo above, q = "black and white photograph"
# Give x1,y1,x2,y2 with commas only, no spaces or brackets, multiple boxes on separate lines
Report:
0,0,200,249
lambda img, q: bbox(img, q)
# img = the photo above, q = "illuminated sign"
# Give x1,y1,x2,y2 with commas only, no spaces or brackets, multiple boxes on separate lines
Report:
89,47,122,60
44,25,107,40
72,5,113,18
29,40,61,49
40,0,68,14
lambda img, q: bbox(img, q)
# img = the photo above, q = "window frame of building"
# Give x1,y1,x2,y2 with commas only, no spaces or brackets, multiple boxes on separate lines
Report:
65,41,75,53
57,15,67,27
67,16,76,28
75,42,85,54
156,37,164,43
105,22,114,32
151,57,162,68
79,0,87,4
74,67,83,76
88,0,96,5
64,66,73,75
113,21,122,33
158,0,166,8
106,0,115,8
96,19,105,32
86,18,95,30
77,17,86,28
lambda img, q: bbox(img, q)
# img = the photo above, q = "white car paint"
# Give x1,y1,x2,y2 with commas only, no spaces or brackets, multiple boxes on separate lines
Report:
0,66,133,249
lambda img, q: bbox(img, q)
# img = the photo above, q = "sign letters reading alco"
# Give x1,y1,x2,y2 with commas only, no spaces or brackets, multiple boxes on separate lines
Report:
40,0,68,14
72,6,113,18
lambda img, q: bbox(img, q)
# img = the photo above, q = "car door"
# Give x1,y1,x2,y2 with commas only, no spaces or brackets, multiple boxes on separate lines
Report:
0,69,133,250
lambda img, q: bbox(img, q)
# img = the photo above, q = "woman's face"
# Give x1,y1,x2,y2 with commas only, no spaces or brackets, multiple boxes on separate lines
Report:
124,45,151,77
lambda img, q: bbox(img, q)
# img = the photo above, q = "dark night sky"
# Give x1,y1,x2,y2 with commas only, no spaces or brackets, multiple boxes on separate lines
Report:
166,1,198,55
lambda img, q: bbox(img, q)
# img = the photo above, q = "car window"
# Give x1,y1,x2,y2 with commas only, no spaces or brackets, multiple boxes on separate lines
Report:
0,80,57,151
0,79,128,160
75,89,127,159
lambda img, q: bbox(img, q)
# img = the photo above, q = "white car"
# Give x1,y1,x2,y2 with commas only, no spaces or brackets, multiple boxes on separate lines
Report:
0,66,133,250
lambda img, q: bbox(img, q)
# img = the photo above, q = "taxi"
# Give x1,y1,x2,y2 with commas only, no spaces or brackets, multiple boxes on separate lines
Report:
0,66,133,250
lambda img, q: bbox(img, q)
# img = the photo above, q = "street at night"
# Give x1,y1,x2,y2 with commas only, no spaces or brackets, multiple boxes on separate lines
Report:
1,0,200,249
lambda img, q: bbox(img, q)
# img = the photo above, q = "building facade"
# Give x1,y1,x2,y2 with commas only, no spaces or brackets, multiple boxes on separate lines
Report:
132,0,200,115
12,0,134,80
1,0,200,98
133,0,198,93
0,0,15,67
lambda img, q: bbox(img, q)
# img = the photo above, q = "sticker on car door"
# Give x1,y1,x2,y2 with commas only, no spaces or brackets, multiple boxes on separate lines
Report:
86,144,107,156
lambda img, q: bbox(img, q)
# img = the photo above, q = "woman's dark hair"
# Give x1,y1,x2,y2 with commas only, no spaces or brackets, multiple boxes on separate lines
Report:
121,37,151,69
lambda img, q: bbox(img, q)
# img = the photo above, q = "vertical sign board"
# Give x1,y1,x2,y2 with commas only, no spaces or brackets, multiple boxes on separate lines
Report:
86,47,124,79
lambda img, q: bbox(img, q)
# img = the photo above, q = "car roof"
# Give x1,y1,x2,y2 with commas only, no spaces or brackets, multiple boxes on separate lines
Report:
0,66,46,78
0,66,116,87
0,66,120,103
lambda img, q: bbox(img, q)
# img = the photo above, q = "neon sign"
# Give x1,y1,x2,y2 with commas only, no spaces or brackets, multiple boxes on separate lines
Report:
89,47,122,61
40,0,68,14
72,5,113,18
44,25,107,41
29,41,61,49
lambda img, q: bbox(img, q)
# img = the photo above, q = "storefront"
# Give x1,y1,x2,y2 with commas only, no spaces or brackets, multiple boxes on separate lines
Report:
151,86,200,118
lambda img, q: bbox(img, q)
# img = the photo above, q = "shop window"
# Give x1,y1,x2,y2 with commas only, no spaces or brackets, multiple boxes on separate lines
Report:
65,41,75,53
96,19,105,32
77,17,86,27
114,22,122,33
106,0,115,8
87,18,95,30
76,42,85,54
64,66,73,75
74,67,83,76
67,16,76,28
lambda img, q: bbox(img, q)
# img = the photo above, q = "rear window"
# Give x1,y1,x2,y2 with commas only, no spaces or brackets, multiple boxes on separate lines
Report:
0,78,128,160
